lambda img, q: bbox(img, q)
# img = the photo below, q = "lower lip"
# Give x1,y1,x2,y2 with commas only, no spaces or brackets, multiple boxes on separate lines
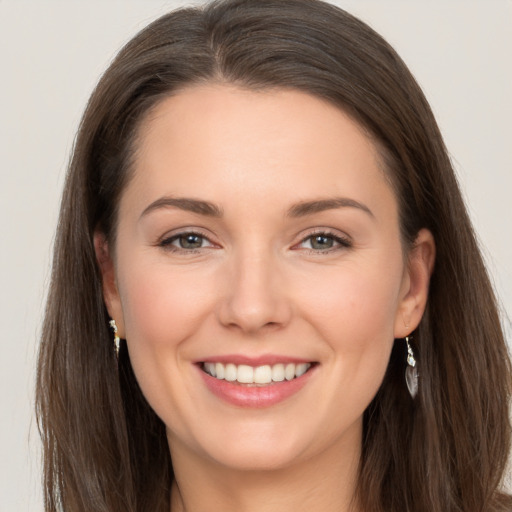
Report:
197,365,316,408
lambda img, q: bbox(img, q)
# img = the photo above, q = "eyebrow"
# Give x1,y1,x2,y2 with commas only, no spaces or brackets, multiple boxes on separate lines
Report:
140,197,224,219
286,198,374,219
139,195,374,220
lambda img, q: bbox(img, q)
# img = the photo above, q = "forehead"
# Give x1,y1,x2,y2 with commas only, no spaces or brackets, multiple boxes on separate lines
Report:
124,84,395,219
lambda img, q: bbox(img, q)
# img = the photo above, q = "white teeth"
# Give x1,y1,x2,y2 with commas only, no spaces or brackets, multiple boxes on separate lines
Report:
285,363,295,381
204,362,216,377
203,362,312,384
295,363,309,377
237,365,254,383
271,364,285,382
225,363,237,381
254,365,272,384
215,362,225,379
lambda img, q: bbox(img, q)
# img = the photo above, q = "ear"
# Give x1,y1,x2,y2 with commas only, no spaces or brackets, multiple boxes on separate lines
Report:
94,231,125,338
394,228,436,338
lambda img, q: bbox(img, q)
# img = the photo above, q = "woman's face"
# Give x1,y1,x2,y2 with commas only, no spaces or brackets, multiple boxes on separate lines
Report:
98,84,433,471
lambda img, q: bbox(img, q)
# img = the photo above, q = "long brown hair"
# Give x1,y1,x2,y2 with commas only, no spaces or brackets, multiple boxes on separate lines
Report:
36,1,512,510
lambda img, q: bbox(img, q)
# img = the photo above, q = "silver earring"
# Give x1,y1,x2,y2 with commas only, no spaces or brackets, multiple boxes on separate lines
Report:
109,319,120,358
405,336,418,398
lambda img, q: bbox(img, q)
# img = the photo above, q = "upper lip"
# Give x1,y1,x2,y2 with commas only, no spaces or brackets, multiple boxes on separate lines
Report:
195,354,315,366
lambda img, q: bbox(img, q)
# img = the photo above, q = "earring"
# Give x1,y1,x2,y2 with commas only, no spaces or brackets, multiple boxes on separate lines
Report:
109,319,120,358
405,336,418,399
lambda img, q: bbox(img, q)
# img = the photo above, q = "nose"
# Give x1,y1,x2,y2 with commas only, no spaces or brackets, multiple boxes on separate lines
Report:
216,248,292,334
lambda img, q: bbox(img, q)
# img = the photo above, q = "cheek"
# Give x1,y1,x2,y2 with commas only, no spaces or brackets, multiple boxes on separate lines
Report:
297,260,403,343
115,259,221,431
117,259,217,358
303,265,401,417
294,256,403,397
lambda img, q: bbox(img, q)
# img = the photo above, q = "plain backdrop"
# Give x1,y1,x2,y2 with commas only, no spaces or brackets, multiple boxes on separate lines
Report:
1,1,511,510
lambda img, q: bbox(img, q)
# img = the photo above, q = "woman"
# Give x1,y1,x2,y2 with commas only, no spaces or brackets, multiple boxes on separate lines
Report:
36,0,512,511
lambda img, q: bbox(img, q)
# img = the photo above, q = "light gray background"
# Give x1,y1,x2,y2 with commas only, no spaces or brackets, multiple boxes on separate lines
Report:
1,1,511,510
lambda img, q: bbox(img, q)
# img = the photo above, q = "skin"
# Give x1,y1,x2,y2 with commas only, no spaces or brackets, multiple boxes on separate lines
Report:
95,84,435,512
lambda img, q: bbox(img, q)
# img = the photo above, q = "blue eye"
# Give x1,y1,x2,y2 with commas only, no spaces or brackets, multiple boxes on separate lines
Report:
299,232,351,252
160,232,212,251
176,233,205,249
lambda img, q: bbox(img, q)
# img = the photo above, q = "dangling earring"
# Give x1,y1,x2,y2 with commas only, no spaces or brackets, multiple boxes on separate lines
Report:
109,319,120,358
405,336,418,398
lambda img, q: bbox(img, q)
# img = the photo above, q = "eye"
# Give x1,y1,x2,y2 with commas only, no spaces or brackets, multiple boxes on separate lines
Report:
297,231,352,252
159,231,214,252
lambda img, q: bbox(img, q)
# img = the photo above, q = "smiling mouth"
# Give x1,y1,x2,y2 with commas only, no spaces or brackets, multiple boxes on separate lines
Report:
201,362,315,386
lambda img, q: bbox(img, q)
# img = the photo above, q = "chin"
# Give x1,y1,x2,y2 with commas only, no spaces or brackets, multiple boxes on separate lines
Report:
177,412,352,474
207,441,308,472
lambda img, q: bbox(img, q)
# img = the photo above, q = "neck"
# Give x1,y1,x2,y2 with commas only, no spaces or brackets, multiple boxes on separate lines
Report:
168,428,362,512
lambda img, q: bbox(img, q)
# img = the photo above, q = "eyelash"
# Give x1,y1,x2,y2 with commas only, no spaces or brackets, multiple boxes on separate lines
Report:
158,229,352,254
296,230,352,254
159,230,213,253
